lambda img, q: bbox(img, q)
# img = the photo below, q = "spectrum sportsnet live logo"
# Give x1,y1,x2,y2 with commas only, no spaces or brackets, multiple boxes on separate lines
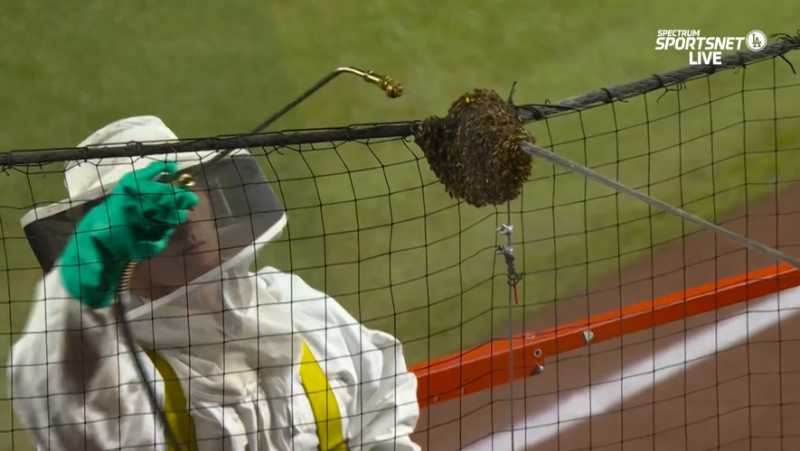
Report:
655,30,767,65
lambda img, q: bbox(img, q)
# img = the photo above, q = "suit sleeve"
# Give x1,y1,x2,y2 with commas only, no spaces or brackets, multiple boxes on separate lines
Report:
7,269,166,451
346,326,421,451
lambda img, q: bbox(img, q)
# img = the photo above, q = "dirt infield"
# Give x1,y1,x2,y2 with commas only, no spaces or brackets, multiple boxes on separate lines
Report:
411,183,800,451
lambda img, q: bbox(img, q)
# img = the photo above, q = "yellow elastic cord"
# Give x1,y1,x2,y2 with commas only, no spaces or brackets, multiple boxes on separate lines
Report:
143,349,198,451
299,341,348,451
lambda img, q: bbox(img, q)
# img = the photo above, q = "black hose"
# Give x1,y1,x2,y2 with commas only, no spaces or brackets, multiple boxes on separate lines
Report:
114,274,187,451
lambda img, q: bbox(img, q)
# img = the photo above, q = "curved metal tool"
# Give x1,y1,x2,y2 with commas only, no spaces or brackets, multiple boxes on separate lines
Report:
168,66,403,186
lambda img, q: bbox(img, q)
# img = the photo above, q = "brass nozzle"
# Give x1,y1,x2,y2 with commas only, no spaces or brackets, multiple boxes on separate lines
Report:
248,65,406,138
362,71,404,98
177,173,195,188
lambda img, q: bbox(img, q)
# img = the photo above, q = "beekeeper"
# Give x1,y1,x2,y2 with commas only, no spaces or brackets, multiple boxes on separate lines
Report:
9,116,421,451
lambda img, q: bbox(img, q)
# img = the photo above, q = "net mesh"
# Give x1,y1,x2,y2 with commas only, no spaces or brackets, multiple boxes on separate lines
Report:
3,49,800,450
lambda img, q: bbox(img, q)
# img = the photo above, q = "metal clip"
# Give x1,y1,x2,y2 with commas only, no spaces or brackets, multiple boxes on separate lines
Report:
496,224,514,236
496,245,513,255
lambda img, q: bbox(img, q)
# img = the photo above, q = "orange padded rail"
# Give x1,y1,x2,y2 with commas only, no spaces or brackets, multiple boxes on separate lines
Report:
410,263,800,408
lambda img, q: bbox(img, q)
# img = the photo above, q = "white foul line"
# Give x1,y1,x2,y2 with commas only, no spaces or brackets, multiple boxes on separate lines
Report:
465,284,800,451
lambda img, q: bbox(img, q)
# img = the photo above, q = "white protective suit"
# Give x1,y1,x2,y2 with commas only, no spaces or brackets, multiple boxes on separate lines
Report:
8,116,421,451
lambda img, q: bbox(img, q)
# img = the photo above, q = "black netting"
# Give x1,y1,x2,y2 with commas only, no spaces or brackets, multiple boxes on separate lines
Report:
2,40,800,451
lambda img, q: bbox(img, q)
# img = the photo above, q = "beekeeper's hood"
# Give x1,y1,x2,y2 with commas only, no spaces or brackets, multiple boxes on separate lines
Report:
21,116,287,314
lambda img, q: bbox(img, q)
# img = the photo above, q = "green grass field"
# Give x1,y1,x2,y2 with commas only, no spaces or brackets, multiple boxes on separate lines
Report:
2,1,800,448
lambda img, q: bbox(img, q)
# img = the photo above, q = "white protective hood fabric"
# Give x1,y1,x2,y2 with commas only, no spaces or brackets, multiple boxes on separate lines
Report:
8,116,421,451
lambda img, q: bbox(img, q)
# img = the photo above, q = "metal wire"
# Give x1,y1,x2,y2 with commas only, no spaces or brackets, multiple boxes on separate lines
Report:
520,142,800,271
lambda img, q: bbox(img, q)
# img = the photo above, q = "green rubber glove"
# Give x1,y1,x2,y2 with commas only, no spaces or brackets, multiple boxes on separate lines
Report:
60,161,199,308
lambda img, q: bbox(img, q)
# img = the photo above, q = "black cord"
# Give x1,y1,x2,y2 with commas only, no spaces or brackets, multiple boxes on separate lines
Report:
113,298,187,451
